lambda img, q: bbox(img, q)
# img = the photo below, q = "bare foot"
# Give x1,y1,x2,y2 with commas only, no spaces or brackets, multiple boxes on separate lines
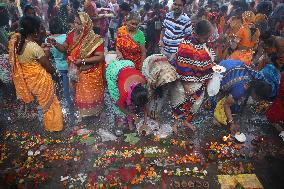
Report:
117,119,126,128
139,124,149,135
183,121,196,132
172,120,178,134
128,121,135,131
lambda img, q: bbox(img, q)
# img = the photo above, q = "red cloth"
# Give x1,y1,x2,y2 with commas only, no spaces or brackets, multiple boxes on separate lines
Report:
66,31,74,47
266,72,284,123
117,67,144,109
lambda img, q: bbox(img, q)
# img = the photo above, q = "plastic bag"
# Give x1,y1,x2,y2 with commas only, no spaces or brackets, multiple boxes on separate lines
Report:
207,72,222,96
68,63,79,82
105,52,117,65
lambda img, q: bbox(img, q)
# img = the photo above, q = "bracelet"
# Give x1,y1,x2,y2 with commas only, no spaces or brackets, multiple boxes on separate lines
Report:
81,59,86,65
228,119,234,124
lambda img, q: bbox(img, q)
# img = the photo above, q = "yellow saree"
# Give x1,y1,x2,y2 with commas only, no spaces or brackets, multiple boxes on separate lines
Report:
9,33,63,132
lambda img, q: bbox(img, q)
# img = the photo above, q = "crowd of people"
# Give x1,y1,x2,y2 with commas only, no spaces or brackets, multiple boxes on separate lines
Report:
0,0,284,140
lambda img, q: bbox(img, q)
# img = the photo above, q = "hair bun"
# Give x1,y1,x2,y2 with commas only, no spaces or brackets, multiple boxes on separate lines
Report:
19,27,25,34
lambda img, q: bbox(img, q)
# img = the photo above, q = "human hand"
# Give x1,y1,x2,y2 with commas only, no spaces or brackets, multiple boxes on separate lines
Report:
73,59,82,66
230,122,239,135
139,123,149,135
47,38,57,46
159,40,165,47
117,52,123,60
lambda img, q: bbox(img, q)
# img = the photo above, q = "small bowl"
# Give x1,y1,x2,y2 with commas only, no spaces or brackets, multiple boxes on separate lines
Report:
235,133,246,143
212,65,226,73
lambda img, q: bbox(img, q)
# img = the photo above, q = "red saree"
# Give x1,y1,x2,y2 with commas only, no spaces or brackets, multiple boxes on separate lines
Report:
116,26,143,70
266,72,284,123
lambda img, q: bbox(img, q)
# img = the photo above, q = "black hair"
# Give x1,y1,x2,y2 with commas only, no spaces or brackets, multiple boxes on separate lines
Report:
153,3,161,10
144,3,151,11
195,20,212,37
259,22,269,36
17,16,41,55
260,29,272,41
249,1,255,8
23,4,35,16
220,5,228,14
240,79,272,113
96,2,102,8
47,0,56,17
256,1,272,16
0,5,9,27
71,0,80,11
155,86,164,98
68,12,76,24
249,80,272,100
49,17,63,34
119,2,132,12
131,84,148,109
197,8,206,17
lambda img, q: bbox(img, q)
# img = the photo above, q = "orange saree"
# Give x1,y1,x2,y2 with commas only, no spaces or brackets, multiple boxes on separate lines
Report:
229,12,260,66
8,33,63,132
116,26,145,70
66,12,105,118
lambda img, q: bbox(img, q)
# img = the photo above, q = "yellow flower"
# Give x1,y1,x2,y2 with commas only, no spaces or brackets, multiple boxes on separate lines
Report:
135,164,141,172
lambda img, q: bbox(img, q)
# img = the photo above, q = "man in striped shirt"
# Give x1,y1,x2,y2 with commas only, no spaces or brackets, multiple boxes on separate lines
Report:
159,0,193,60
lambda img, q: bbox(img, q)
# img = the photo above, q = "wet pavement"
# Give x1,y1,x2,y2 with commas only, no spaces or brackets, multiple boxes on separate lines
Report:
0,93,283,189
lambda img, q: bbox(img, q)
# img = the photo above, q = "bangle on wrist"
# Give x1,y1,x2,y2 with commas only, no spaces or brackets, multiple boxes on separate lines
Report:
228,119,234,124
81,59,86,65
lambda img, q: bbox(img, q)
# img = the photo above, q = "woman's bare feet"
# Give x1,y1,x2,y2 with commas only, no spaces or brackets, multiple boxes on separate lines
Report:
128,121,135,131
172,120,178,134
183,121,196,132
139,124,149,135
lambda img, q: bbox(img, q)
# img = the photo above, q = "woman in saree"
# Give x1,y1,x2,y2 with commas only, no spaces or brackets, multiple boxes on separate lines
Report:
214,60,280,134
171,20,215,133
106,60,148,132
49,12,105,120
116,12,146,70
8,16,63,132
228,11,260,66
142,54,178,132
266,72,284,140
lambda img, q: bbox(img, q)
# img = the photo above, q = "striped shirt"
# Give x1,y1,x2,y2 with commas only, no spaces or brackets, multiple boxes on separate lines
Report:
162,12,193,53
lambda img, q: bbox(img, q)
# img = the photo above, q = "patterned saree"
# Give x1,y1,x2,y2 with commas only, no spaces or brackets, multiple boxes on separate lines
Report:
66,12,105,118
116,26,145,70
